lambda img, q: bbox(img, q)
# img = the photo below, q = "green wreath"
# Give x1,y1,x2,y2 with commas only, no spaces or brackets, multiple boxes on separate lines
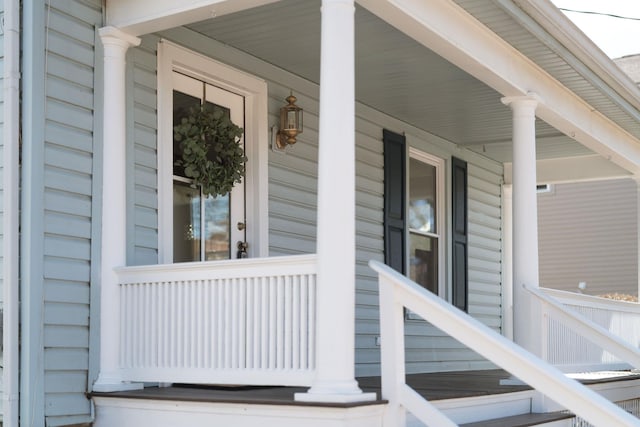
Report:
174,105,246,198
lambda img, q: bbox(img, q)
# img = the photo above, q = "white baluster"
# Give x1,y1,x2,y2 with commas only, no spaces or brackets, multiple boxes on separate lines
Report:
300,275,309,370
284,275,293,370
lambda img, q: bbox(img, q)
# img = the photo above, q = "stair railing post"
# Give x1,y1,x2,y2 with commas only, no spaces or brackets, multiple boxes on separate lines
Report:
379,275,407,426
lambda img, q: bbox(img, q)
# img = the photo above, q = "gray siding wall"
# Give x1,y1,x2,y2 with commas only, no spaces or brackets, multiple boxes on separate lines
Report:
22,1,102,426
468,164,503,329
131,28,503,376
400,158,502,374
538,179,638,296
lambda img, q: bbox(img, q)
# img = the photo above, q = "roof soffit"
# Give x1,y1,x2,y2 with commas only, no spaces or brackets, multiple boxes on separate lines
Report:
453,0,640,146
113,0,640,172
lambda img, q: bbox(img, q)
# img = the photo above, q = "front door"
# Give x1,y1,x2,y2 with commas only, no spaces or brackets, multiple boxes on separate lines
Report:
172,71,246,262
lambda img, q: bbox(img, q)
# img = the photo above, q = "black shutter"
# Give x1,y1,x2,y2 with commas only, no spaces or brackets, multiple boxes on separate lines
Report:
383,129,406,275
451,157,468,312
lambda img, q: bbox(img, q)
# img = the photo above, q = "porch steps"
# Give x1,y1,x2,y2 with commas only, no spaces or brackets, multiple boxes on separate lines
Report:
91,374,640,426
424,390,539,426
458,412,574,427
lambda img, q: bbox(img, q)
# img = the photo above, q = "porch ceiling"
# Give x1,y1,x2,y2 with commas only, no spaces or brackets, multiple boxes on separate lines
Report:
183,0,638,168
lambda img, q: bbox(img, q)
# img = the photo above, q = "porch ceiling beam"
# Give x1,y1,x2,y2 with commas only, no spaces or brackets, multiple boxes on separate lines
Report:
504,155,633,185
356,0,640,175
105,0,281,36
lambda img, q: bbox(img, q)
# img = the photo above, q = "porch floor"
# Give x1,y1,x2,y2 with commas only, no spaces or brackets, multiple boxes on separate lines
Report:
90,369,640,407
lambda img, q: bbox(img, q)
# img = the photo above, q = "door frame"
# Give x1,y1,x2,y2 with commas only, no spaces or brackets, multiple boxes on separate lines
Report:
157,40,269,263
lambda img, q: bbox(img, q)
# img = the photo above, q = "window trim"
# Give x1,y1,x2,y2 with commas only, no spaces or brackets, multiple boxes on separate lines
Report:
157,41,269,263
407,147,446,297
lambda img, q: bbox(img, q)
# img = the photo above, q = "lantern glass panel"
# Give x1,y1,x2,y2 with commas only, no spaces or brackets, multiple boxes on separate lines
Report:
286,109,297,130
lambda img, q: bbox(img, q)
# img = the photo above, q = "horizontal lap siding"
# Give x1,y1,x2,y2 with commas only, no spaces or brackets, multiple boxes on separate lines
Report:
538,179,638,296
42,1,102,425
131,36,160,266
135,29,503,378
467,164,503,330
353,117,385,376
268,90,319,256
399,150,502,375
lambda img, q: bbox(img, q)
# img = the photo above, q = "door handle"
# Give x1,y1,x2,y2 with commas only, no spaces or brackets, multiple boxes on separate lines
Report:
237,241,249,259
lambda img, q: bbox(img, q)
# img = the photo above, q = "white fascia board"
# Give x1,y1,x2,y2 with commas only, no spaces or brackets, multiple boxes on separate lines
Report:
356,0,640,175
503,155,632,185
106,0,280,36
510,0,640,113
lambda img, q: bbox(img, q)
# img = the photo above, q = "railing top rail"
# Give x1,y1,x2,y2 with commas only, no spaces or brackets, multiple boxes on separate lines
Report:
528,284,640,369
116,254,318,283
369,260,640,427
541,287,640,312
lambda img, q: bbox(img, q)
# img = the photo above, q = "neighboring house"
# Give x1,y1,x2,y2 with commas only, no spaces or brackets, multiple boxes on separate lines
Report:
538,178,639,297
536,55,640,298
617,54,640,85
3,0,640,426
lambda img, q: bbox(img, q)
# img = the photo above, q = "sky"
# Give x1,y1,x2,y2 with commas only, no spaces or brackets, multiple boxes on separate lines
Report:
550,0,640,58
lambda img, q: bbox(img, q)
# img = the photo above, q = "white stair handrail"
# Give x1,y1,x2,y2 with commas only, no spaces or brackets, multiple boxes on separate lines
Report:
370,260,639,427
527,284,640,368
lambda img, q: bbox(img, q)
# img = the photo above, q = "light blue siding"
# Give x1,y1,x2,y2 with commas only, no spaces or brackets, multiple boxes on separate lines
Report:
22,0,102,426
131,28,504,377
130,35,159,266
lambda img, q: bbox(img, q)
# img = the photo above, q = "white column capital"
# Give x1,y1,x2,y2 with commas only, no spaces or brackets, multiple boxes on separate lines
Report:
501,92,541,109
98,26,141,50
320,0,356,9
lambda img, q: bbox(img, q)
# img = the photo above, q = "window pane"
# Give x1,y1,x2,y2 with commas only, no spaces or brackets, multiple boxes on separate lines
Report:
173,181,201,262
409,232,438,294
173,90,201,177
203,194,231,260
409,158,437,233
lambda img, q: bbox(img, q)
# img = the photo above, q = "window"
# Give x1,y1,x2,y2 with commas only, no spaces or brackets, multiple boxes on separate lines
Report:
536,183,554,194
408,149,445,296
383,129,468,310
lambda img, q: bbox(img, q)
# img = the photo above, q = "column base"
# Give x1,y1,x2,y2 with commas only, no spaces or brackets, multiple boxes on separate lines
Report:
93,374,143,393
500,375,526,386
294,380,377,403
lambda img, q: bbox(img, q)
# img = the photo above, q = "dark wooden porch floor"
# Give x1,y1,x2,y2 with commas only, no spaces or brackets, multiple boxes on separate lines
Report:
91,369,640,408
90,369,520,407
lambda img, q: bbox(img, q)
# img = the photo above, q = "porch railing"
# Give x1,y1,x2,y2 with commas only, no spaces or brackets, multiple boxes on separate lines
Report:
116,254,317,386
535,287,640,372
369,260,639,427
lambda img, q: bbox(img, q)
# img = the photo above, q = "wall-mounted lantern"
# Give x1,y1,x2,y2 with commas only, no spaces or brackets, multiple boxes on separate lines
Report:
273,92,303,150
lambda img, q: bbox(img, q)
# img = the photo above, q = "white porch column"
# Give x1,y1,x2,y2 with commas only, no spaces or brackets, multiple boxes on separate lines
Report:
501,94,541,356
93,27,141,392
295,0,375,403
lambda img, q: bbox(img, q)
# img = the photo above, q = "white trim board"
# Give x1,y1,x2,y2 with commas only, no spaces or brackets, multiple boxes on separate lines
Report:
503,155,632,185
107,0,280,36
